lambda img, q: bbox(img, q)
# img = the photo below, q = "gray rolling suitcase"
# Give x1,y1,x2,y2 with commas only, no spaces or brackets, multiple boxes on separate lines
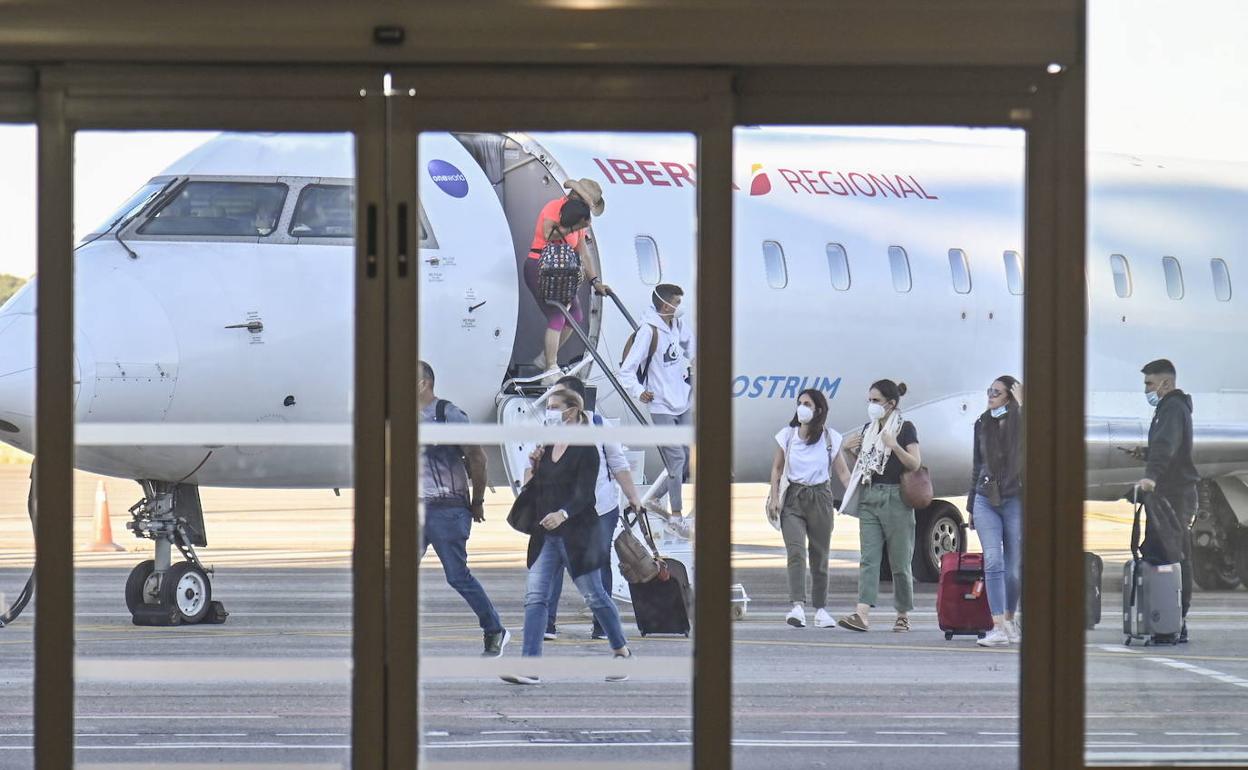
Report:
1123,493,1182,646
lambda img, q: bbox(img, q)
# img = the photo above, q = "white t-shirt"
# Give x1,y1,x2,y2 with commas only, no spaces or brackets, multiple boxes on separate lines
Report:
775,425,843,485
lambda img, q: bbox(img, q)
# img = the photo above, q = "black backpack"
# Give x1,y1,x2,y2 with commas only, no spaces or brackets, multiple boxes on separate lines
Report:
537,227,582,306
428,399,467,470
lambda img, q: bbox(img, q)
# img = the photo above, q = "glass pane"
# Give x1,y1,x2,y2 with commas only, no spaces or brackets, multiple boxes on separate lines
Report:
826,243,851,291
1110,253,1132,298
0,123,37,769
734,125,1026,769
1212,258,1232,302
635,234,662,285
1163,256,1185,300
417,131,697,767
73,130,356,767
1087,3,1248,758
763,240,788,288
888,245,912,292
949,248,972,294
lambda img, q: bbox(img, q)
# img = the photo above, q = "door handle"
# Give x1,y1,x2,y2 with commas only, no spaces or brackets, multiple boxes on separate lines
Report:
225,320,264,333
397,202,409,278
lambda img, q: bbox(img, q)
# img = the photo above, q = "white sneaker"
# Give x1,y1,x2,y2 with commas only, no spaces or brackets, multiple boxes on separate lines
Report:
785,605,806,628
977,627,1010,647
500,673,541,685
605,651,632,682
1006,619,1022,644
813,608,836,628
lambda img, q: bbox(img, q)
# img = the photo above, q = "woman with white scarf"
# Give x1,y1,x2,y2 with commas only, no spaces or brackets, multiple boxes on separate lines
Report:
836,379,922,633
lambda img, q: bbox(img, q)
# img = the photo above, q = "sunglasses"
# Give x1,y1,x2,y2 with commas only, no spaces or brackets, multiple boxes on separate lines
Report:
987,388,1005,398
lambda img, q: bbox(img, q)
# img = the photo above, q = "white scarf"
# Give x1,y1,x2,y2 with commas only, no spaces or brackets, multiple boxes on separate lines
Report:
841,410,902,513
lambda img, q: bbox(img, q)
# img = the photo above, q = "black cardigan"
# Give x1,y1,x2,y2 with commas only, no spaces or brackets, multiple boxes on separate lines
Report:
525,444,604,578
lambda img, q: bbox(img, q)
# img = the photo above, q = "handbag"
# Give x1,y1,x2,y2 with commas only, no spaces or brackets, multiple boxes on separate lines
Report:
506,482,541,534
900,465,933,510
765,429,795,531
615,506,662,584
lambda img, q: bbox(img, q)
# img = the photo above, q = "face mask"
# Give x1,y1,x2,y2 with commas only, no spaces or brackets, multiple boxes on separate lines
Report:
867,402,886,421
654,291,685,319
796,405,814,424
990,405,1008,419
1146,390,1161,407
545,408,565,425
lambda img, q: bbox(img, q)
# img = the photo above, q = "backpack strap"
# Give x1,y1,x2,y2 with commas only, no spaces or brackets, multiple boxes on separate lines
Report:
434,399,449,423
638,324,661,384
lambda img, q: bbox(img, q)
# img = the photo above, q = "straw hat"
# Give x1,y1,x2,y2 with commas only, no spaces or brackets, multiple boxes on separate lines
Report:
563,178,605,216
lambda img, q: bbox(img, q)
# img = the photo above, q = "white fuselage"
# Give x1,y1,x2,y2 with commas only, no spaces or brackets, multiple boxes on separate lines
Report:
0,131,1244,498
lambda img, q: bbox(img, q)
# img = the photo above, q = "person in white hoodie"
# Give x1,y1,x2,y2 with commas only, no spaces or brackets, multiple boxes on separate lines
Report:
618,284,695,523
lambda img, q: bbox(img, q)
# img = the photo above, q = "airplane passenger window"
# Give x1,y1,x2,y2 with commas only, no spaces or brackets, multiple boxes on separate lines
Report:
1162,255,1184,300
948,248,971,294
290,184,354,238
762,240,788,289
1004,249,1024,295
1211,257,1232,301
635,235,662,285
825,243,851,290
1110,253,1132,298
887,245,912,293
139,181,287,237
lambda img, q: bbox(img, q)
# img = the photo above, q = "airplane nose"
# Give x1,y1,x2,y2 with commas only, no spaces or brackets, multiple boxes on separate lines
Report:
0,312,35,451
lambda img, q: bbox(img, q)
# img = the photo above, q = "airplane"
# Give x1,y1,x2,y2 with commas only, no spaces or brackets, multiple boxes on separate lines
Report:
0,128,1244,626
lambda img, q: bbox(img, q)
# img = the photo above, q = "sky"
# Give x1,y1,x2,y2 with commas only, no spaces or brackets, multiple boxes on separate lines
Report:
1,1,1247,278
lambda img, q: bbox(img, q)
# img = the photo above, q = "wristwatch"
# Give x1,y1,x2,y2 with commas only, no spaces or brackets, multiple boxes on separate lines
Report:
471,497,485,508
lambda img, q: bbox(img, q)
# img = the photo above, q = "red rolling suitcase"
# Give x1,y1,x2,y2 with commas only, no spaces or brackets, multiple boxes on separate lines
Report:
937,524,994,640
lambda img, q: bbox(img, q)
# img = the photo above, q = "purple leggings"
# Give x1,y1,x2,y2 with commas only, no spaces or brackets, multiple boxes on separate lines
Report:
524,257,584,332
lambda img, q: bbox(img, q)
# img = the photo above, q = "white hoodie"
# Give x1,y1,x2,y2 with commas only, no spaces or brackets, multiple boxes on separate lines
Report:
618,306,695,417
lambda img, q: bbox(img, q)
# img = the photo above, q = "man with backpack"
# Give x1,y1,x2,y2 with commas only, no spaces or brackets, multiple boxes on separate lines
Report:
1136,358,1200,643
618,283,696,528
418,360,510,657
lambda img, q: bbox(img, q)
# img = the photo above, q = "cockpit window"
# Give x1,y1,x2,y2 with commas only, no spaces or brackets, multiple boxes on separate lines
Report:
139,181,287,237
289,184,354,238
88,181,166,235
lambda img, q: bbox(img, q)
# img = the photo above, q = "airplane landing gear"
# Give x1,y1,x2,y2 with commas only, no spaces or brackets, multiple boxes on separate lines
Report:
124,481,227,626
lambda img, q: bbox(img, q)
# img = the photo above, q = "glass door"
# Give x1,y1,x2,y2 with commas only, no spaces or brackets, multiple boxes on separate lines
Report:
34,66,389,770
383,68,736,769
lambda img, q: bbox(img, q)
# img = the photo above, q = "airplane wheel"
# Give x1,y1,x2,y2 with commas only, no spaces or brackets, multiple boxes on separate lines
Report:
160,562,212,624
944,632,953,640
1192,545,1241,591
124,560,156,615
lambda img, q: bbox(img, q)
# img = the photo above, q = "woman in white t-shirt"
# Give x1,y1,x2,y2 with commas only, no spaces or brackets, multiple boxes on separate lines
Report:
768,388,853,628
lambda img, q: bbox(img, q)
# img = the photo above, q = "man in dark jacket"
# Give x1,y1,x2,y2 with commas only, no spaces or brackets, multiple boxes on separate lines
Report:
1137,358,1200,641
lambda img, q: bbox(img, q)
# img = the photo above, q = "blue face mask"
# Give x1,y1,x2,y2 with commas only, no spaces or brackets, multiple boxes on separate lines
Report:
1146,390,1161,407
990,405,1008,419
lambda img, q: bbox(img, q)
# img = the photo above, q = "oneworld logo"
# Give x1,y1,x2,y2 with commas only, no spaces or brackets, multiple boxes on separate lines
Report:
428,160,469,198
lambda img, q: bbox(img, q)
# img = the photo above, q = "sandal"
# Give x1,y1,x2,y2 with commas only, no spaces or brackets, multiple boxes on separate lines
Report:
893,616,911,633
836,612,868,632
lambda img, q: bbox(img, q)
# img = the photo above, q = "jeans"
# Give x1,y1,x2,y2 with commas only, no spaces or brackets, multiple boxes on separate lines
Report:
973,494,1023,616
780,482,835,607
547,507,620,627
650,410,692,513
420,504,502,635
524,534,628,656
856,484,915,612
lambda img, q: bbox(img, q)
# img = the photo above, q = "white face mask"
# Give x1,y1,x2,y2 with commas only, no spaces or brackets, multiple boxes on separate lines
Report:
544,408,565,425
867,402,886,421
654,291,685,319
796,404,815,424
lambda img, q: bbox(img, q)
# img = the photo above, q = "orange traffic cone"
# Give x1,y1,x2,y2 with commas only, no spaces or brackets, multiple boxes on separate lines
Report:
87,480,125,552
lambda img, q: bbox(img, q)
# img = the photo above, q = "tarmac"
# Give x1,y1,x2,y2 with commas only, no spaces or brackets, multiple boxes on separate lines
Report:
0,465,1245,768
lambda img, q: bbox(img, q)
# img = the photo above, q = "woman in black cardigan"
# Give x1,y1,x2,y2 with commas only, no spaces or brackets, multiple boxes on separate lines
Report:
503,389,632,685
